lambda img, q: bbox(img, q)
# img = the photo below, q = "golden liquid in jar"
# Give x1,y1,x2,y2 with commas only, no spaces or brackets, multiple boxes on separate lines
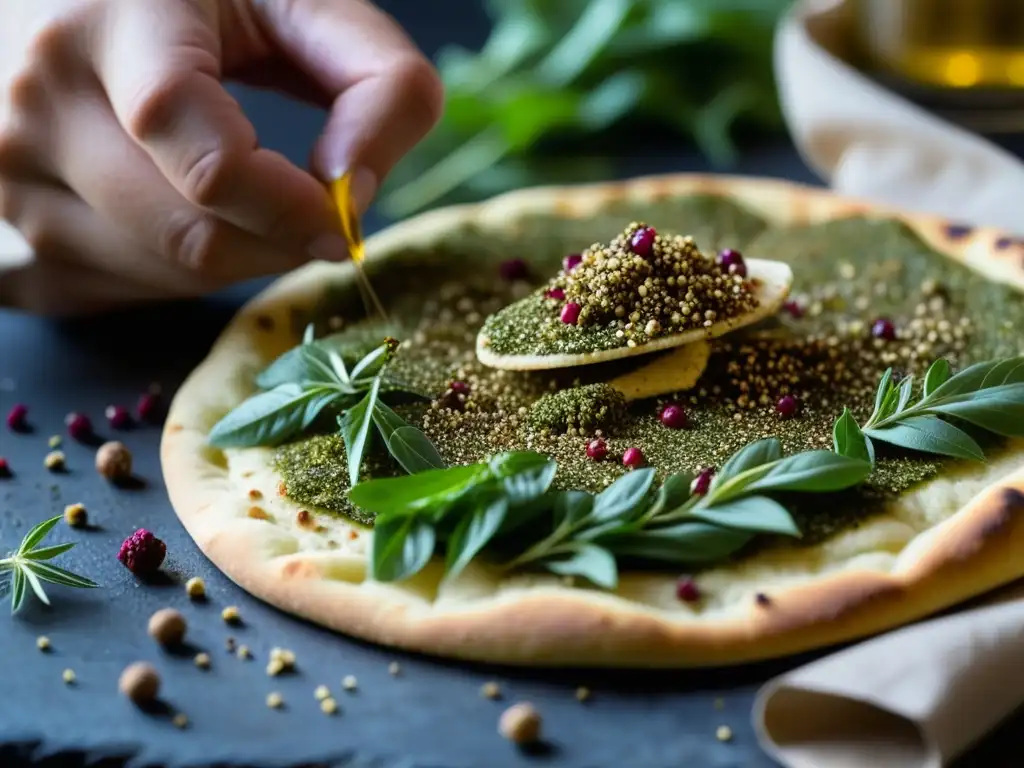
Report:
858,0,1024,88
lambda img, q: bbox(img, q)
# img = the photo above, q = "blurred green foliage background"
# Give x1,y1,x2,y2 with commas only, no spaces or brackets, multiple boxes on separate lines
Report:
378,0,793,217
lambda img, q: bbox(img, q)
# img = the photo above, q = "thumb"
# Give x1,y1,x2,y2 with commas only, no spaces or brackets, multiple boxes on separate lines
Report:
252,0,445,213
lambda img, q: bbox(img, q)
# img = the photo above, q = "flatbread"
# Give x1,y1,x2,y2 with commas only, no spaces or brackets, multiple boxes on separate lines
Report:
161,175,1024,668
476,258,793,370
609,341,712,401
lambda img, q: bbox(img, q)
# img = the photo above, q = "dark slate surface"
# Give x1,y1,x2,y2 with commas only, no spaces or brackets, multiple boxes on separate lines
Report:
3,2,1024,767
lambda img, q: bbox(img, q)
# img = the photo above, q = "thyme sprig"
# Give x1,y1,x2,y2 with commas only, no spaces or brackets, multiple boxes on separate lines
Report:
0,516,99,613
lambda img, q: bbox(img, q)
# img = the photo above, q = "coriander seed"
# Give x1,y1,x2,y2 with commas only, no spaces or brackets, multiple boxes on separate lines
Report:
119,662,160,705
342,675,358,691
388,661,401,676
44,451,66,471
185,576,206,599
480,681,501,700
147,608,187,647
62,668,76,684
716,725,733,742
221,605,241,624
320,697,338,715
36,636,51,652
266,692,284,709
314,685,330,701
194,653,211,670
63,503,88,528
575,686,591,703
499,702,542,745
172,713,189,729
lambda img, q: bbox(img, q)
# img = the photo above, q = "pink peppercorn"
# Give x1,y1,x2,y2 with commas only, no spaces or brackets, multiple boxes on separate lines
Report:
676,576,701,602
871,317,896,341
622,447,645,468
783,300,803,319
629,226,656,258
449,380,471,396
105,405,132,430
690,467,715,496
775,395,799,419
659,404,688,429
717,248,747,278
560,302,582,325
563,253,582,272
545,288,566,301
118,529,166,577
137,392,162,424
0,457,10,477
586,439,608,461
6,404,28,432
65,412,93,442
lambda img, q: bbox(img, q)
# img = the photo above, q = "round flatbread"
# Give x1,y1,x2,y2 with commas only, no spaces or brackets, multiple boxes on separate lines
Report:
162,175,1024,668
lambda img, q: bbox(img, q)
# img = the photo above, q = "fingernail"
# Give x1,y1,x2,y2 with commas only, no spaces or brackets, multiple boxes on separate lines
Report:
308,232,348,263
331,166,378,216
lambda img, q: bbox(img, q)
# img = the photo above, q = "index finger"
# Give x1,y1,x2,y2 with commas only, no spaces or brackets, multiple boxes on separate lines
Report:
93,0,344,261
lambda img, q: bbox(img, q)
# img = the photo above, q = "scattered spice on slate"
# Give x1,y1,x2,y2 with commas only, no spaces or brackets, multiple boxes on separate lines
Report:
221,605,241,624
320,697,338,715
65,412,93,442
119,662,160,705
871,317,896,341
716,725,733,742
148,608,187,647
388,661,401,676
36,636,51,652
314,685,330,701
172,713,189,730
266,692,284,709
48,435,61,448
185,576,206,600
480,682,502,700
6,404,28,431
62,669,76,685
499,702,542,745
105,405,132,430
575,687,591,703
237,645,253,660
118,529,166,576
267,647,297,676
343,675,358,692
194,653,211,670
0,457,10,478
63,503,88,528
96,441,133,481
44,451,66,471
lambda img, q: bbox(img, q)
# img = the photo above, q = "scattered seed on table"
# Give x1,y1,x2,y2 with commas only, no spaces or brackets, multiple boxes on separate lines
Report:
95,441,132,481
716,725,733,742
185,577,206,600
499,703,541,745
575,686,591,703
314,685,330,701
63,503,88,528
480,682,501,700
36,636,51,652
172,713,189,729
342,675,358,692
62,669,76,685
388,661,401,676
221,606,241,624
119,662,160,705
148,608,187,647
320,697,338,715
194,653,211,670
48,435,61,448
266,692,284,709
236,645,252,660
266,659,285,677
44,451,65,471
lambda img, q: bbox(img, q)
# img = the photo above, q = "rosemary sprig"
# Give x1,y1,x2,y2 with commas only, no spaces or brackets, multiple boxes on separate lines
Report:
834,357,1024,462
0,516,99,613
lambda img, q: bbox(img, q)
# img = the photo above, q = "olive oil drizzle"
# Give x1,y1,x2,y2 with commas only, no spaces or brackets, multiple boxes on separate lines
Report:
331,173,389,322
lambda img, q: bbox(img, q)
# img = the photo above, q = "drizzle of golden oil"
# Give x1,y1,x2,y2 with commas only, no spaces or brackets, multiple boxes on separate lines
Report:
330,173,388,322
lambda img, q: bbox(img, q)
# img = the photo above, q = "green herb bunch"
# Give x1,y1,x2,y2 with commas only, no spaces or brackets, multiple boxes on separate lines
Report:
0,516,99,613
350,441,873,588
208,326,444,482
378,0,791,216
833,358,1024,462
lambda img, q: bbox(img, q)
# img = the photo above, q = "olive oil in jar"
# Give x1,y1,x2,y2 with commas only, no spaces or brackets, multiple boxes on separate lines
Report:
857,0,1024,89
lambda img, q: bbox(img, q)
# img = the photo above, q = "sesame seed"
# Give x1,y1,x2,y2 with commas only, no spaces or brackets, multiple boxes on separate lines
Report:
194,653,211,670
343,675,358,691
388,661,401,676
266,692,284,709
221,606,240,624
36,636,51,651
320,698,338,715
314,685,331,701
716,725,733,742
62,669,76,684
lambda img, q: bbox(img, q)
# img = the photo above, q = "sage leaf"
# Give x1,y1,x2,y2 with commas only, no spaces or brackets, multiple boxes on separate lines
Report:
340,379,380,486
866,416,985,461
387,426,447,474
833,407,875,464
689,495,800,537
488,451,553,479
256,342,343,390
554,490,594,527
349,464,485,516
607,523,752,564
713,451,872,502
370,515,436,582
502,461,557,505
643,472,694,520
923,358,951,397
871,368,895,421
544,544,618,589
716,438,782,483
208,384,341,448
590,468,655,523
919,386,1024,438
894,375,914,414
302,322,315,344
927,357,1024,400
445,497,508,581
327,350,350,384
351,344,389,381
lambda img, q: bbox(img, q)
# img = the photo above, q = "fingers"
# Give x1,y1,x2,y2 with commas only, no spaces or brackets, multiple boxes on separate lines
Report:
92,0,342,257
254,0,445,212
48,101,307,286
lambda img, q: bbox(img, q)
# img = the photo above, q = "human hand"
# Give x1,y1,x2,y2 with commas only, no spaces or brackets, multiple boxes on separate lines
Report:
0,0,443,315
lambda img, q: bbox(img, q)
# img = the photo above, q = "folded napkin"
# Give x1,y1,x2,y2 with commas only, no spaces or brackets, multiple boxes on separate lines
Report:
756,2,1024,766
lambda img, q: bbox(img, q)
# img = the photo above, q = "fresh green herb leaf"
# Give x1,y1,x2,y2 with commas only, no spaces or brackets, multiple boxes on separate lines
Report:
871,368,895,422
387,426,447,474
369,515,437,582
605,523,753,564
21,542,76,561
348,464,486,516
715,438,782,485
589,468,656,523
923,358,951,397
302,322,316,345
19,516,62,554
351,344,390,381
833,407,874,464
339,379,381,486
10,569,25,614
865,416,985,461
208,384,342,448
21,561,99,589
1,515,98,613
502,460,557,505
710,451,872,503
689,495,800,537
543,543,618,589
489,451,553,478
445,497,509,581
895,375,915,413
